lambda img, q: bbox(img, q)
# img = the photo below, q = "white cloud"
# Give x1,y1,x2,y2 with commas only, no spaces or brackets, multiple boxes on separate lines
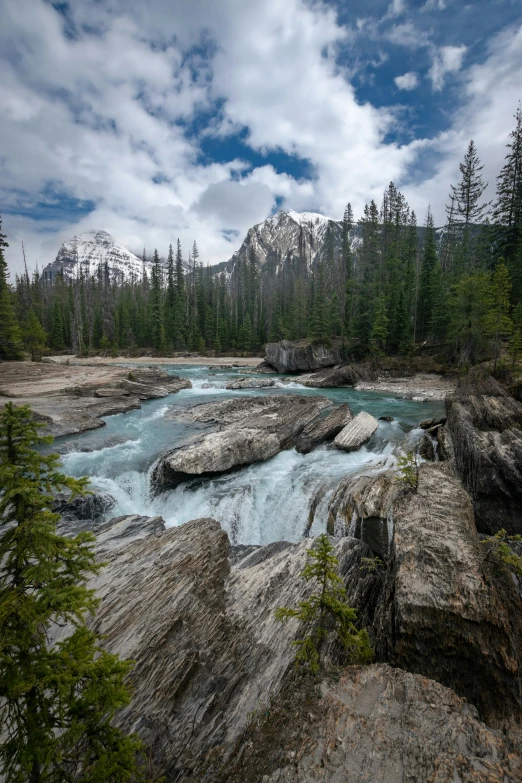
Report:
423,0,446,10
429,44,467,90
389,0,406,16
394,72,419,90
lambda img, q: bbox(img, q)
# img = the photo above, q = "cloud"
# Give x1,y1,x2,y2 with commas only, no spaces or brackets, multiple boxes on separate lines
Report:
429,44,467,90
394,72,419,90
194,180,275,227
389,0,406,16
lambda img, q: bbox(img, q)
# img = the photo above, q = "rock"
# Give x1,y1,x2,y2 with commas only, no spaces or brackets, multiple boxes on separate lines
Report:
94,387,131,397
376,462,522,730
295,404,353,454
297,363,375,388
54,489,116,529
334,411,379,452
75,516,376,781
418,431,436,461
95,514,166,551
251,361,277,374
226,377,276,390
264,340,342,373
445,368,522,533
227,664,522,783
420,416,446,430
327,472,396,555
378,415,394,422
155,395,329,488
437,423,454,461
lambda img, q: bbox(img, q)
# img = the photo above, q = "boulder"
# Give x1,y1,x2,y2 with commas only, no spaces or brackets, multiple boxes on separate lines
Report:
420,415,446,430
334,411,379,452
54,489,116,529
297,363,376,388
264,340,342,373
225,377,275,390
418,431,436,461
155,395,329,488
295,404,353,454
445,368,522,533
227,665,522,783
376,462,522,730
378,415,394,422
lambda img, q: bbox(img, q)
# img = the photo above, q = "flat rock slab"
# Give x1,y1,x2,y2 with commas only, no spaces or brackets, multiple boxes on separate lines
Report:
157,394,329,487
264,340,342,373
334,411,379,451
225,377,275,390
295,403,353,454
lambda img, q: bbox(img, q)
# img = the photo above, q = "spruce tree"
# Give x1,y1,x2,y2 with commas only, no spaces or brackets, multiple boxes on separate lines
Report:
50,301,65,351
370,294,389,355
449,140,490,271
23,309,47,362
0,403,145,782
484,261,512,372
417,208,438,340
493,104,522,298
0,217,24,360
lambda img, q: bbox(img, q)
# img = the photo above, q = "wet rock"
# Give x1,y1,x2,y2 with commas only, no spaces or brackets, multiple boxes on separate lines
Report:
95,514,166,551
251,361,277,374
445,368,522,534
376,462,522,730
295,404,353,454
264,340,342,373
437,423,454,461
225,377,276,390
228,664,522,783
334,411,379,452
420,416,446,430
418,431,436,461
76,517,374,781
378,415,394,422
156,395,329,488
54,489,116,528
297,363,376,388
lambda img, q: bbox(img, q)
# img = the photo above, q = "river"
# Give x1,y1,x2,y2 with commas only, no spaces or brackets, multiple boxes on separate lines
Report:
56,365,445,546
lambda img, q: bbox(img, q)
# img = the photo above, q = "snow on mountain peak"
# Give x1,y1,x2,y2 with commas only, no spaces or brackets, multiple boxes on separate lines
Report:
44,230,146,281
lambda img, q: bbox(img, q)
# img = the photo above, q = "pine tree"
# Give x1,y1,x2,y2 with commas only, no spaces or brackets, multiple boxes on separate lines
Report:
0,216,24,360
50,301,65,351
149,249,163,351
23,309,47,361
493,104,522,298
370,294,389,355
449,140,490,271
417,208,438,340
275,534,373,674
449,272,489,366
484,261,512,372
0,403,146,782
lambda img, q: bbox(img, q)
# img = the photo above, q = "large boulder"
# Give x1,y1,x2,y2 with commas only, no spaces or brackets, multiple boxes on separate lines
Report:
225,377,275,390
264,340,342,373
445,368,522,533
297,363,376,388
295,404,353,454
333,411,379,451
375,462,522,730
226,665,522,783
155,395,329,488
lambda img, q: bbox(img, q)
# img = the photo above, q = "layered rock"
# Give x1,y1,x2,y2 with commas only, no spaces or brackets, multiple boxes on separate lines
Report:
81,516,376,781
445,368,522,533
375,462,522,729
226,665,522,783
155,395,329,488
264,340,342,373
297,363,376,388
334,411,379,451
225,377,275,390
294,404,353,454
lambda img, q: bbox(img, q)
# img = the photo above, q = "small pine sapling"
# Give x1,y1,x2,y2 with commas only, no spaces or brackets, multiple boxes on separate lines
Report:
396,451,420,490
480,529,522,576
275,534,374,674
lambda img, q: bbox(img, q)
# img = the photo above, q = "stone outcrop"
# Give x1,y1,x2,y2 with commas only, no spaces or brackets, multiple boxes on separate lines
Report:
79,515,376,782
294,403,353,454
225,377,275,390
445,368,522,533
226,665,522,783
54,489,116,528
155,395,329,488
333,411,379,451
375,462,522,730
297,363,376,388
264,340,342,373
418,430,436,460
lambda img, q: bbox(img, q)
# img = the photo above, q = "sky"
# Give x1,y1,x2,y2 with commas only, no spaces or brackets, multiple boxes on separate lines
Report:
1,0,521,275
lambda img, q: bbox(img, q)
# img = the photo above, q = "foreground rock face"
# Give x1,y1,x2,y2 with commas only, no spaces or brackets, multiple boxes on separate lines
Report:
155,395,329,488
376,462,522,730
334,411,379,451
226,665,522,783
85,516,376,781
294,403,353,454
264,340,342,373
445,369,522,534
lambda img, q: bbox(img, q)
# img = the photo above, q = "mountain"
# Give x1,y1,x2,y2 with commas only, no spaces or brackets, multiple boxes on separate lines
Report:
42,230,148,282
224,209,343,279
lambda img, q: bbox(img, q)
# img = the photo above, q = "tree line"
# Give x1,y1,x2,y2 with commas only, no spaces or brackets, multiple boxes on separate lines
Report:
1,103,522,369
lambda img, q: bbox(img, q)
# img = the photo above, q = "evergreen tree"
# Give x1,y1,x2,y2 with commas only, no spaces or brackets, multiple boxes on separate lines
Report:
275,534,373,674
417,208,438,340
0,403,146,783
0,217,24,360
449,273,489,366
50,301,65,351
370,294,389,355
484,262,512,372
493,104,522,298
449,140,490,271
23,309,47,361
149,249,163,351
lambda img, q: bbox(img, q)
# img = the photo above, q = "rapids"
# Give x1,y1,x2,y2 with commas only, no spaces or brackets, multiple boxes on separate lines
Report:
57,365,445,545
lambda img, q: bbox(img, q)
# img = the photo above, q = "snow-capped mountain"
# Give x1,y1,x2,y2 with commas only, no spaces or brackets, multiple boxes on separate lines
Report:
225,209,342,277
42,230,148,282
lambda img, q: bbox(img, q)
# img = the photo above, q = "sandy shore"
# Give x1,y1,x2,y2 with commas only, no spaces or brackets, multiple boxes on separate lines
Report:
46,355,262,367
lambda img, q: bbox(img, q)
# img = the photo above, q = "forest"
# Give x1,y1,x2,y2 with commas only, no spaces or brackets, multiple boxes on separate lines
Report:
1,105,521,370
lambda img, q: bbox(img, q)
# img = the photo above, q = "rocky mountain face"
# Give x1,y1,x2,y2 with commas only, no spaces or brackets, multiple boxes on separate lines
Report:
42,230,149,282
